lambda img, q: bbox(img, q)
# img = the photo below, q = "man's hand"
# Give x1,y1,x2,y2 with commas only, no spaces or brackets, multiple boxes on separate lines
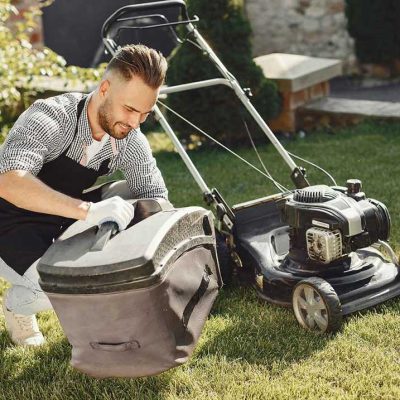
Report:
0,171,134,226
85,196,135,231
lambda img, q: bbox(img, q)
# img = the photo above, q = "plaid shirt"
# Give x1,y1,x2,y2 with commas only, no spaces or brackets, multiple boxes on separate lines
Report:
0,92,168,199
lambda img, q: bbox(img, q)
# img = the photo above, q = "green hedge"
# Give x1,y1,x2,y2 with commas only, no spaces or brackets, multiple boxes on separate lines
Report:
346,0,400,64
166,0,281,147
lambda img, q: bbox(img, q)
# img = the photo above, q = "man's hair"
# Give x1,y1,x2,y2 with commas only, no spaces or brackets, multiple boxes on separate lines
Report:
106,44,167,89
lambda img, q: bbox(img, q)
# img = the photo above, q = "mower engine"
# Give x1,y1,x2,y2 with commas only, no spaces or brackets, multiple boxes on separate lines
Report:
283,180,391,266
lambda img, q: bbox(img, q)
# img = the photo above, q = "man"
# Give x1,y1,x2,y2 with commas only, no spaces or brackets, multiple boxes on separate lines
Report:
0,44,168,346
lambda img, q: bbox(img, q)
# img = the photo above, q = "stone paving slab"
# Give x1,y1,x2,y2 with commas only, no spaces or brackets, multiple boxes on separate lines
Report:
330,77,400,103
254,53,342,92
300,97,400,120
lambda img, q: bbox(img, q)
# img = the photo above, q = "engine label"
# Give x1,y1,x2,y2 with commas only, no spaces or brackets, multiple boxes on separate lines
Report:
312,219,330,229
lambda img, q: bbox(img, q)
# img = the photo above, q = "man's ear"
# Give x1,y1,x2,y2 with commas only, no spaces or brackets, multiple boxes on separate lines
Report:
99,79,110,98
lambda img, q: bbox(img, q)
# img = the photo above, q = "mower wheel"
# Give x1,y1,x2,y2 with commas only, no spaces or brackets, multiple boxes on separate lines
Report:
215,230,234,286
292,277,342,333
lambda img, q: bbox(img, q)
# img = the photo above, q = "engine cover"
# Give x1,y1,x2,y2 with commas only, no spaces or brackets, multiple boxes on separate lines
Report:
283,184,391,264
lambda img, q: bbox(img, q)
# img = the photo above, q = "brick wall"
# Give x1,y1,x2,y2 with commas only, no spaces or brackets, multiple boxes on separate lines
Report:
269,81,331,132
9,0,44,48
245,0,356,73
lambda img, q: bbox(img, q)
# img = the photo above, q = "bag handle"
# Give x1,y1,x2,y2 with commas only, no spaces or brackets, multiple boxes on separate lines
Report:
90,339,140,352
90,221,118,252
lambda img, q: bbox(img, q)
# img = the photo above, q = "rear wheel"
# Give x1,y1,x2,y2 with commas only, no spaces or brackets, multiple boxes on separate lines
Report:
292,277,342,333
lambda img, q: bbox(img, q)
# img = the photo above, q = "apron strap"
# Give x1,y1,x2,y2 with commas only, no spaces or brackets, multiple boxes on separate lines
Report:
60,95,87,157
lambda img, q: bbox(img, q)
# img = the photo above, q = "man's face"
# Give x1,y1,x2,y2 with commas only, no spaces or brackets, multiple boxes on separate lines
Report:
97,74,159,140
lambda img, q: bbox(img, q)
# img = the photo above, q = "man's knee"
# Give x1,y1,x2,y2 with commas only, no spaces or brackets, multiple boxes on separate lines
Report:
4,285,52,315
101,180,133,200
82,180,134,202
1,259,52,315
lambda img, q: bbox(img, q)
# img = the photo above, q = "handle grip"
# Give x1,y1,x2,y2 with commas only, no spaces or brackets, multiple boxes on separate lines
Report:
90,221,118,252
102,0,189,39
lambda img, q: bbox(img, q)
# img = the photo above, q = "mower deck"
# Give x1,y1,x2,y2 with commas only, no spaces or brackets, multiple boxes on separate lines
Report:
233,196,400,316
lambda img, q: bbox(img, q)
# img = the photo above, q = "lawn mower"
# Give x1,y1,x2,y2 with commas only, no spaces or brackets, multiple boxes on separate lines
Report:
98,0,400,334
99,0,400,334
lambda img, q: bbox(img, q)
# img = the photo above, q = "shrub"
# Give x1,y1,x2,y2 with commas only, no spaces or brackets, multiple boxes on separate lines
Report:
0,0,102,139
345,0,400,65
166,0,281,147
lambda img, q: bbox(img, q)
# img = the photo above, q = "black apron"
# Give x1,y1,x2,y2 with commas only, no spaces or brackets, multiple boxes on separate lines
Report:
0,97,110,275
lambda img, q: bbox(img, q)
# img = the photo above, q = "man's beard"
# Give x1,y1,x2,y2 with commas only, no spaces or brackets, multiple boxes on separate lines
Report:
97,98,132,140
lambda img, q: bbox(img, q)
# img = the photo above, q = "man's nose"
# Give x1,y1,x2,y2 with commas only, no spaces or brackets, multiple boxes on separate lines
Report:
128,112,141,129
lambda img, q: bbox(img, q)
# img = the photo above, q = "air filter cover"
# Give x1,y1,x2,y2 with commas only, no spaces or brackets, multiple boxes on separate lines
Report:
293,185,339,204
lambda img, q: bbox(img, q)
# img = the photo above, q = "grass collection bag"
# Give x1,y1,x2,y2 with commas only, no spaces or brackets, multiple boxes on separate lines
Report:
38,202,221,378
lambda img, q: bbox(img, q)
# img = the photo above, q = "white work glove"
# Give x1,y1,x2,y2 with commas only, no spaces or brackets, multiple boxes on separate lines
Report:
85,196,135,231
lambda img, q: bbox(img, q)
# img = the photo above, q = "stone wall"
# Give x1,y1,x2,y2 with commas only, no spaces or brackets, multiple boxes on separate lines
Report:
9,0,44,47
11,0,356,71
245,0,356,72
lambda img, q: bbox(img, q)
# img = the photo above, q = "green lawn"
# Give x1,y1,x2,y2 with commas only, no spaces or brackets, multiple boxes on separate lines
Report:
1,120,400,399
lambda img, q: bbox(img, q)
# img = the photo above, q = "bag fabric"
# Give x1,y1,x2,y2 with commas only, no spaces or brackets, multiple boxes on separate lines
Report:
46,245,219,378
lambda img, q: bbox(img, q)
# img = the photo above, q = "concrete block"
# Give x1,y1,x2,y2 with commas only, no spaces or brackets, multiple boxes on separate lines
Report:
254,53,342,92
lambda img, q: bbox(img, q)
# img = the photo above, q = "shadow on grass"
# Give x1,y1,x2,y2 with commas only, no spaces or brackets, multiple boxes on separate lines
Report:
194,285,333,375
0,286,333,399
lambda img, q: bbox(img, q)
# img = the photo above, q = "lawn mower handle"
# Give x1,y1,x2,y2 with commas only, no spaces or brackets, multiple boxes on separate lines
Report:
101,0,189,39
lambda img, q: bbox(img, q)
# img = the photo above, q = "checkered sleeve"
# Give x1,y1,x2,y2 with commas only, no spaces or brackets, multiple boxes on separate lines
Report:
0,99,65,175
120,130,168,200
